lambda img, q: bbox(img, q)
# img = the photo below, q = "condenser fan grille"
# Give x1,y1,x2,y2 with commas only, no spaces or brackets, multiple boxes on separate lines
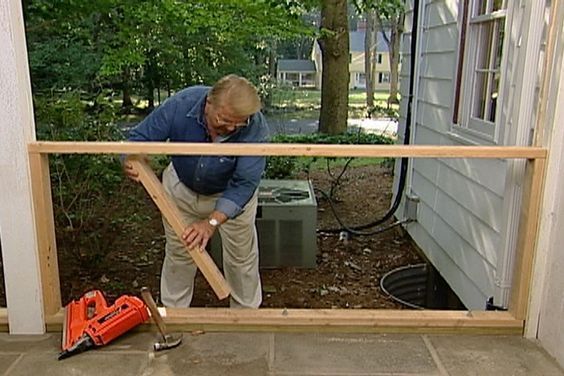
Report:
259,187,310,204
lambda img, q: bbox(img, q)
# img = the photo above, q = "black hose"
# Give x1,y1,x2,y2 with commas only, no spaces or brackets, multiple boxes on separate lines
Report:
316,187,413,236
320,0,420,236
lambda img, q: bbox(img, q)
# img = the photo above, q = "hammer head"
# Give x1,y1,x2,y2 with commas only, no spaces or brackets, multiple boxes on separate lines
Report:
154,333,183,351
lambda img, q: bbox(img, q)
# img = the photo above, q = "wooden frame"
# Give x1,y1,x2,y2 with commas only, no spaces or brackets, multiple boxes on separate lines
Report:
13,141,547,334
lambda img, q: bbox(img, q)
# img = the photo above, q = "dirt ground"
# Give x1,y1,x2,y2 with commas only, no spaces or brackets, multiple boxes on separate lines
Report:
0,163,424,309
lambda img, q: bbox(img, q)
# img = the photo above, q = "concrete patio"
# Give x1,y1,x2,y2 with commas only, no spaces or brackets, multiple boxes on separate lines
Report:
0,330,562,375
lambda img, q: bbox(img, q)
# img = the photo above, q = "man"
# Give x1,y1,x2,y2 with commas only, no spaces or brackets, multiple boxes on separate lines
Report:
123,74,269,308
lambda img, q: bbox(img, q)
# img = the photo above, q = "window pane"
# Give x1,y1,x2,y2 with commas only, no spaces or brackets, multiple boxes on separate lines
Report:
472,71,499,122
494,19,505,69
475,22,494,69
358,73,366,85
492,0,505,11
474,0,505,16
475,0,488,15
472,72,488,119
489,72,500,122
378,72,390,83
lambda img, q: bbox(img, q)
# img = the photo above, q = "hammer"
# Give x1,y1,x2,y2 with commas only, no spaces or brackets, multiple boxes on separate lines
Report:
140,287,183,351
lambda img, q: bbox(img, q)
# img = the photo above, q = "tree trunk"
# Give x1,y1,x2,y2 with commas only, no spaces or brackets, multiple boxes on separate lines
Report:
318,0,349,135
376,11,404,107
121,68,133,111
364,10,376,109
146,84,155,111
157,78,161,104
387,15,404,106
264,40,277,109
145,52,156,111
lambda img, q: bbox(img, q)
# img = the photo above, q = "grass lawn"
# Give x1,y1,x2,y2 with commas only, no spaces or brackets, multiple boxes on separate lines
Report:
266,155,391,177
120,88,399,124
299,156,389,170
270,88,391,108
268,88,398,120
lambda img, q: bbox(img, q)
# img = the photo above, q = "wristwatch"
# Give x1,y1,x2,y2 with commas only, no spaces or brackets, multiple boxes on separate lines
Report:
208,218,219,227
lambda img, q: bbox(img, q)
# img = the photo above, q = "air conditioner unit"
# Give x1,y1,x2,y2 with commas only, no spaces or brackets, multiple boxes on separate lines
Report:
210,179,317,268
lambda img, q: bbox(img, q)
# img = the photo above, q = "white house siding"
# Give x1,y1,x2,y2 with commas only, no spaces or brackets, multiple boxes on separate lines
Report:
396,0,511,309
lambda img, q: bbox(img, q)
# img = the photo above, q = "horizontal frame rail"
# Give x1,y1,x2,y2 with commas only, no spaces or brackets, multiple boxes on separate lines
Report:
28,141,547,159
43,308,524,335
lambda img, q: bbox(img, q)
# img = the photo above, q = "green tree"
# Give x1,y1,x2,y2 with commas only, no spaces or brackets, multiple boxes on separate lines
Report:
276,10,319,59
25,0,314,107
24,1,104,93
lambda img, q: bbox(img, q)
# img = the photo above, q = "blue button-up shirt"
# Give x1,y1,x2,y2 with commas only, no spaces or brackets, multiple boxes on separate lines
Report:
128,86,269,218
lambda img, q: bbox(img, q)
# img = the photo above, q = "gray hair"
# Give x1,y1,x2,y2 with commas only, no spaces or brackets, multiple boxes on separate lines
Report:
208,74,261,117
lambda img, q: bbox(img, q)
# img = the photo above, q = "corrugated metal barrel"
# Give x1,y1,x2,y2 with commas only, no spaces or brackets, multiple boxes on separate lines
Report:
380,263,428,309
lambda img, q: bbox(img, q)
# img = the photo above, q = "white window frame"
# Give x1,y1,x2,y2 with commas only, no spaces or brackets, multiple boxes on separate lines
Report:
355,72,365,85
453,0,510,144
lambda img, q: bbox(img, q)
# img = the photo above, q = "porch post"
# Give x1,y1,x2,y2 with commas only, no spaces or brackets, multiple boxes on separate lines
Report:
0,0,45,333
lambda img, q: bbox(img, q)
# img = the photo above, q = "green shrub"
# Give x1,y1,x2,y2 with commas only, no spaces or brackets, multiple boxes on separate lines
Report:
34,91,125,264
265,156,298,179
264,132,395,179
368,104,399,120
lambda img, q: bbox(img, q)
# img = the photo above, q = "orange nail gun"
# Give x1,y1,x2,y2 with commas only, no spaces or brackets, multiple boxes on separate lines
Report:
59,290,149,360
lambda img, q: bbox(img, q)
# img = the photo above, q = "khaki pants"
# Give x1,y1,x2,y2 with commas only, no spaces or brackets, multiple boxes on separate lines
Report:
160,163,262,308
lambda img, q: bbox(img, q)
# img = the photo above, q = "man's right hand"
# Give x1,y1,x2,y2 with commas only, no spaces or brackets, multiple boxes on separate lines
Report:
122,155,149,182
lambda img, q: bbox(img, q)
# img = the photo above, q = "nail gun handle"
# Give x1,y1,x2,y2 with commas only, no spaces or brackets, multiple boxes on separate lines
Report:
140,287,168,338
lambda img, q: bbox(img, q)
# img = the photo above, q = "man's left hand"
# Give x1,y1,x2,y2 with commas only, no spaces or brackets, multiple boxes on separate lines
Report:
181,220,216,251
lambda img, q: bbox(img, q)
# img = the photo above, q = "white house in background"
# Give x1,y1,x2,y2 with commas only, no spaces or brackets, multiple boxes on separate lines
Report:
311,30,391,91
395,0,564,367
276,59,317,88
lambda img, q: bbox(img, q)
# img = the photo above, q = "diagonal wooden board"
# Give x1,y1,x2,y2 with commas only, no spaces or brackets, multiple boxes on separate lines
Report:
127,156,231,300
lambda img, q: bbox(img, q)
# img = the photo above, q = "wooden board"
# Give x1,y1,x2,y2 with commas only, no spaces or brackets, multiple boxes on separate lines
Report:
43,308,523,335
28,153,61,316
128,156,231,300
28,142,547,159
509,158,547,319
0,309,8,332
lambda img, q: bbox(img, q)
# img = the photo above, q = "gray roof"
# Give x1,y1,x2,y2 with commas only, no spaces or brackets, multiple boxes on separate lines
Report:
277,59,316,72
349,31,387,52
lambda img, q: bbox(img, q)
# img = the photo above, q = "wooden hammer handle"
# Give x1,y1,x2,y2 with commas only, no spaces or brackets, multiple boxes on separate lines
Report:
140,287,168,338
